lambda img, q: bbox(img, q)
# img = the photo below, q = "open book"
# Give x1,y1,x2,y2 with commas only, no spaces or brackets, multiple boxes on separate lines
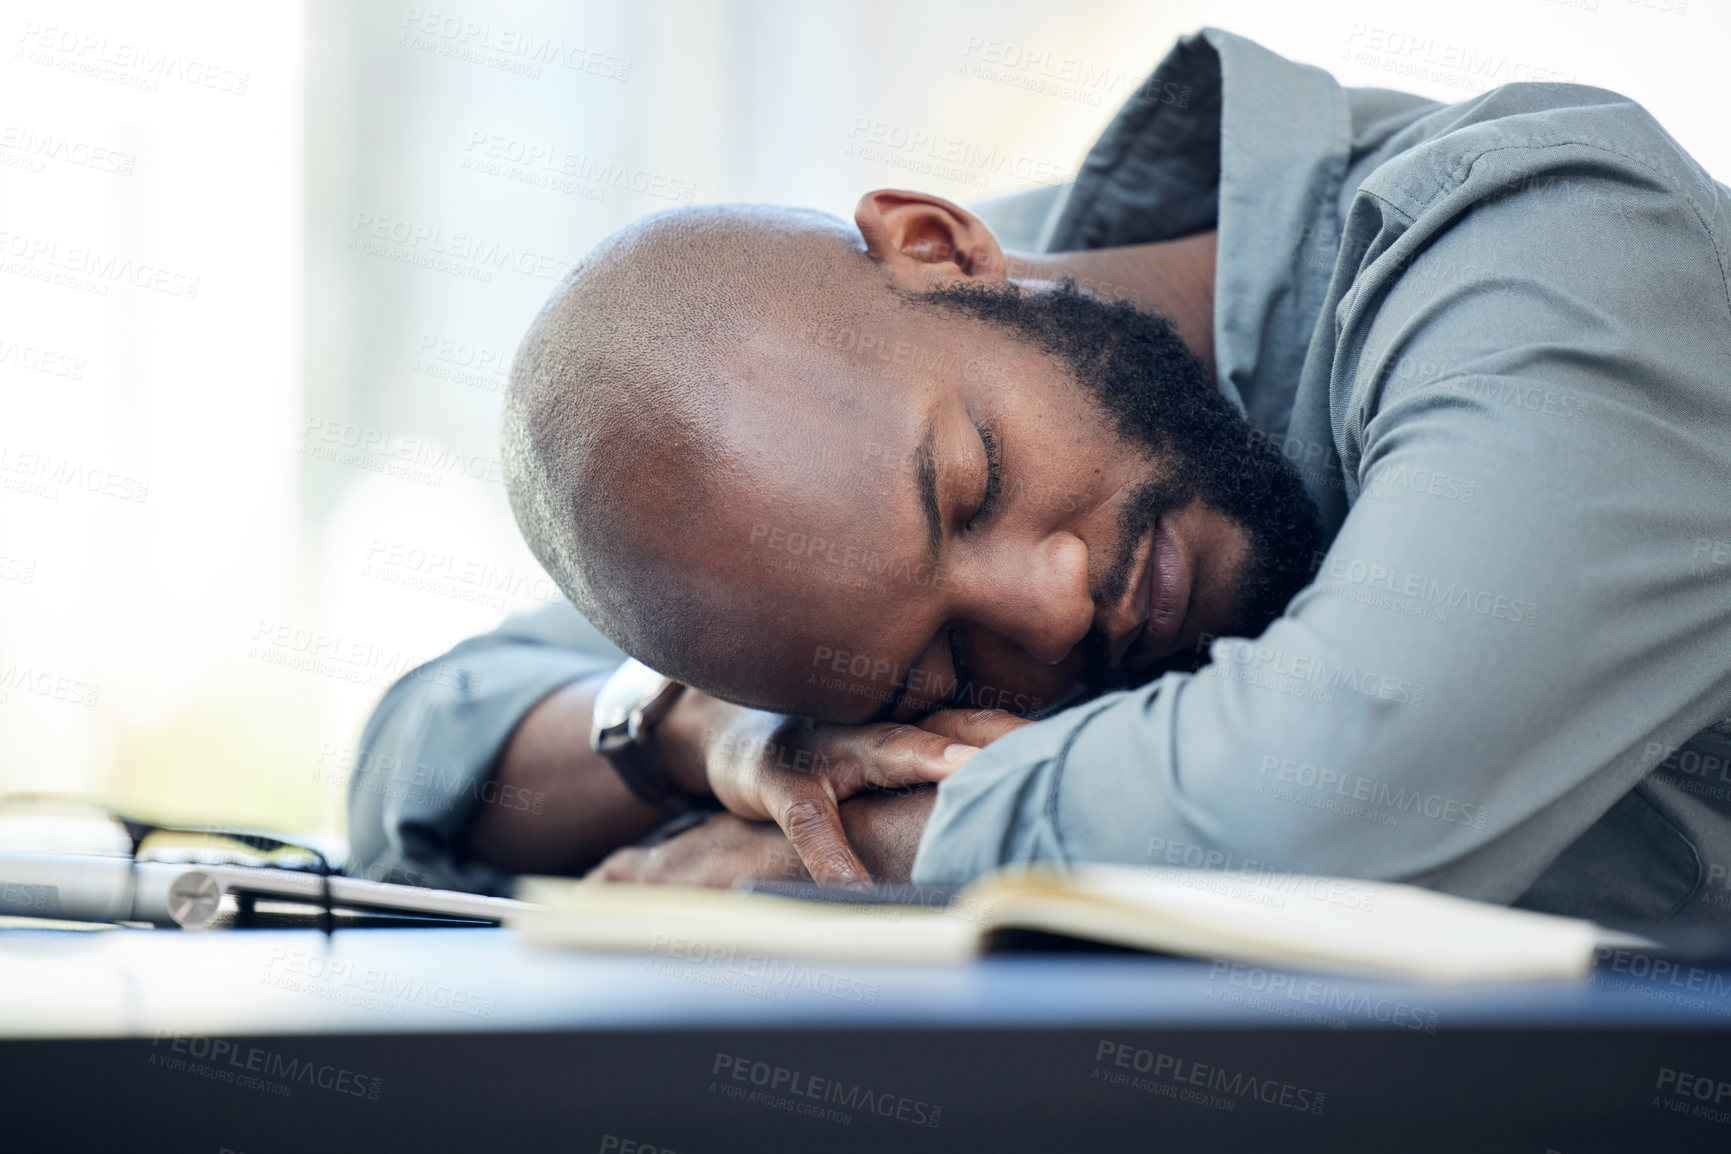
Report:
512,865,1637,983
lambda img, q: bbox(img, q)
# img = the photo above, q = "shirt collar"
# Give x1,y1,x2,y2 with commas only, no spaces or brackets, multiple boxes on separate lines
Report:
1047,27,1352,436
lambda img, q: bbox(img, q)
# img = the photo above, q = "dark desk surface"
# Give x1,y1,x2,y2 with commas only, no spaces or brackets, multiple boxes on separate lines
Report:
5,924,1731,1152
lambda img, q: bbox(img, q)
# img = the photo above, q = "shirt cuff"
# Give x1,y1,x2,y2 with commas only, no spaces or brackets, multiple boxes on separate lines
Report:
909,698,1124,887
345,640,617,896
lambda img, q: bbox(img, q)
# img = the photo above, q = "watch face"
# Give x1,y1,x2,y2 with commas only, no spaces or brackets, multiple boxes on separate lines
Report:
593,686,634,731
592,659,668,741
590,660,686,806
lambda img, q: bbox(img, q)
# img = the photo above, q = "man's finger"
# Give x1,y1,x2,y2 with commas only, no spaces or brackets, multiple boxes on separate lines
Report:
586,847,647,883
919,708,1034,748
850,723,978,788
776,795,871,887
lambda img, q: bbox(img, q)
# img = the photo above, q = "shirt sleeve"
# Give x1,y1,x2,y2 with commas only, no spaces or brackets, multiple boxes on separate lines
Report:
344,603,623,895
914,138,1731,901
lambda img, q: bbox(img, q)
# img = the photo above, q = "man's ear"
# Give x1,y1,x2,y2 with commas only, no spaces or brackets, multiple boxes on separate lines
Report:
855,189,1008,290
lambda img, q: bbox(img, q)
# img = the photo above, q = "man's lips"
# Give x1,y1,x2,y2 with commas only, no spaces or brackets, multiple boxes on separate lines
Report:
1116,517,1194,668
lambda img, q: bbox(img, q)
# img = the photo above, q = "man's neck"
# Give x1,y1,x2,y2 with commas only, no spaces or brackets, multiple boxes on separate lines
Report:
1006,231,1219,381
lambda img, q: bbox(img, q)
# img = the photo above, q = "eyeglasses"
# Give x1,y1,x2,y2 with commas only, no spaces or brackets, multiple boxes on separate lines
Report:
0,795,340,934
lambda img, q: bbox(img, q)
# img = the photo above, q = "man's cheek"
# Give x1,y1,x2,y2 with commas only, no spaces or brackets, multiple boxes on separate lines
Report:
971,654,1078,720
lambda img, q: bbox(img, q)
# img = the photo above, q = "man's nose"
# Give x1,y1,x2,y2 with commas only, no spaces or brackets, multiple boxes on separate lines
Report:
961,532,1093,665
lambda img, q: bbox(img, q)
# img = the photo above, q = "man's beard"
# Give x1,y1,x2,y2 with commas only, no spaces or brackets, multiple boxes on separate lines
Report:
918,277,1323,705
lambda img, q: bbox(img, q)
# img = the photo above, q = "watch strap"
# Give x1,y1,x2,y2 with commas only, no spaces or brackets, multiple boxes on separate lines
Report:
591,660,698,810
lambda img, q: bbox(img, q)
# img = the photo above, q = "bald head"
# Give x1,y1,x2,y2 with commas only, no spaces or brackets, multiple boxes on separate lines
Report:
501,205,888,686
500,193,1312,723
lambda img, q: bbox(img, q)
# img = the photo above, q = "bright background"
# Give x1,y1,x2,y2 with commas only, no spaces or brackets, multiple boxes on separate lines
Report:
1,0,1722,843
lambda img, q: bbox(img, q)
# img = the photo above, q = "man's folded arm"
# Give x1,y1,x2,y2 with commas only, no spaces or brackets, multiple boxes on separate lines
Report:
915,158,1731,901
345,603,630,894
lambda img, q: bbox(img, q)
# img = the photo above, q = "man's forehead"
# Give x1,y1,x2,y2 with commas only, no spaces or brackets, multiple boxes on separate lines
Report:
690,372,945,717
711,335,937,500
711,393,928,585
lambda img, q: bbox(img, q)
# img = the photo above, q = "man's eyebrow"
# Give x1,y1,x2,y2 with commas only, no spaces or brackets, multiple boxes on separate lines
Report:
914,417,942,567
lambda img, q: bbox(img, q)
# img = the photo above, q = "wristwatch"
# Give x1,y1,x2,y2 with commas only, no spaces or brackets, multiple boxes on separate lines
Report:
590,658,700,809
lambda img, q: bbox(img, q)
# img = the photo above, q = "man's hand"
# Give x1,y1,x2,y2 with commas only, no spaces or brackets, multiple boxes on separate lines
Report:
660,694,1033,885
586,813,808,888
586,787,944,888
917,708,1035,748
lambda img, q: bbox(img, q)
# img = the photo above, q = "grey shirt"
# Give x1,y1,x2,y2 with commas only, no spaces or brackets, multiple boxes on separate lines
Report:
350,28,1731,931
912,28,1731,932
346,604,625,896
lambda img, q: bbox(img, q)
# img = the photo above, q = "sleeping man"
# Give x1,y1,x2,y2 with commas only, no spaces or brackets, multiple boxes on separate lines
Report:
347,28,1731,933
